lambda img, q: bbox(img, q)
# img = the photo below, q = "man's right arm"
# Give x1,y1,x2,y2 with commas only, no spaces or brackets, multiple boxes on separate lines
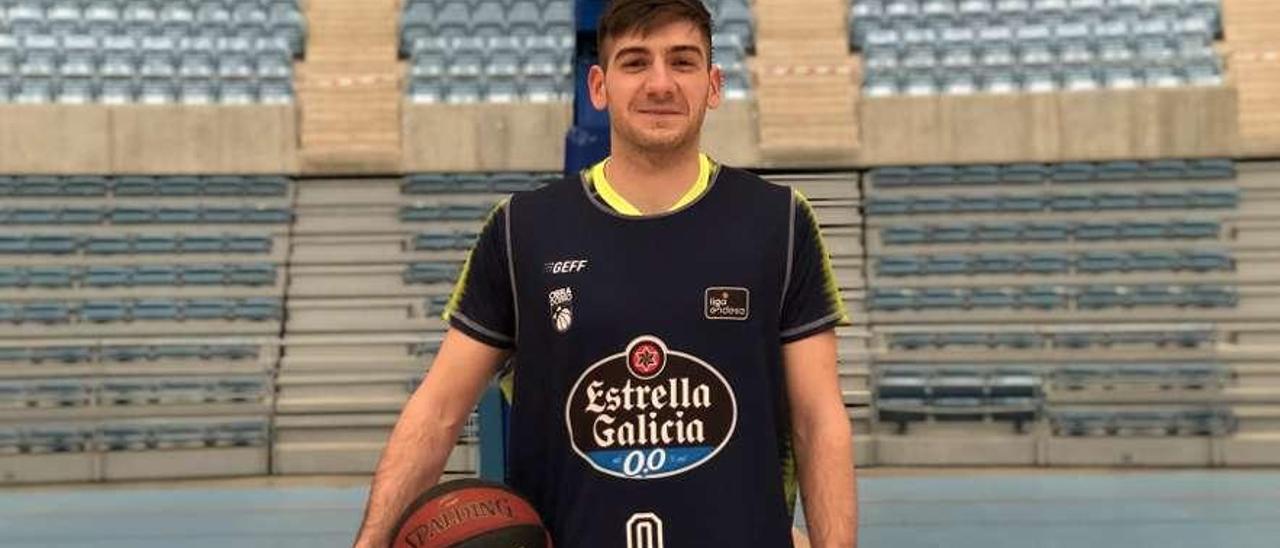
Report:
352,327,511,548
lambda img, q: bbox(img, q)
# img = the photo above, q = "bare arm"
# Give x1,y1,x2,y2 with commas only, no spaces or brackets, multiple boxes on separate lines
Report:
353,328,511,547
784,329,857,548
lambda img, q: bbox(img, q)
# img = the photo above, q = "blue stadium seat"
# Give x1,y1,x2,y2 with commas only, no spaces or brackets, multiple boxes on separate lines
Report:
229,264,276,286
1072,222,1119,241
931,224,976,243
12,176,60,196
111,207,154,224
64,177,109,196
186,299,233,320
876,257,922,277
134,235,178,254
27,425,92,452
877,368,929,403
59,208,105,224
153,423,207,449
0,345,30,363
1132,285,1182,307
970,288,1017,308
114,177,157,196
27,267,73,288
919,288,965,309
182,265,225,286
865,198,910,216
82,300,128,323
153,345,204,361
870,167,913,187
1185,285,1237,308
974,223,1019,242
882,226,927,245
956,165,1000,185
1186,159,1235,180
1049,194,1095,211
234,298,281,321
133,299,180,321
1189,189,1239,209
973,253,1019,273
924,255,970,275
217,377,266,403
1050,162,1095,182
135,265,179,286
1182,250,1233,272
151,176,198,197
84,237,127,255
1170,221,1219,239
954,196,999,213
103,345,151,362
102,380,153,406
1020,286,1065,309
30,346,92,363
1018,222,1070,241
245,176,290,196
10,208,59,224
1077,251,1128,273
1118,221,1167,239
1052,410,1113,436
181,235,226,253
31,380,91,408
869,288,914,311
228,236,272,253
1141,191,1190,209
1024,252,1070,274
1077,285,1127,309
0,268,21,288
910,197,953,214
22,302,71,323
156,208,200,224
100,423,150,450
998,195,1045,212
1131,251,1181,272
1095,192,1141,210
212,420,269,447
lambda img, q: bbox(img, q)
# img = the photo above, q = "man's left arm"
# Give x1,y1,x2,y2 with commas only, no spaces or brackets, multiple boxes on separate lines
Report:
784,328,857,548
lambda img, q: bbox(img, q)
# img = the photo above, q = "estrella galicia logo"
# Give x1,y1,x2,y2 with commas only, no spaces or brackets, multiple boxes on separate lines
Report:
565,335,738,480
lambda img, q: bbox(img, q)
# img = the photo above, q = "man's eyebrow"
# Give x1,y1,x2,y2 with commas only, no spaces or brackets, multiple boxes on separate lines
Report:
612,46,651,61
667,45,706,57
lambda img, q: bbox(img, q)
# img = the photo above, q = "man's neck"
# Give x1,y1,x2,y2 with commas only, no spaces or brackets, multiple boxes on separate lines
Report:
603,145,702,215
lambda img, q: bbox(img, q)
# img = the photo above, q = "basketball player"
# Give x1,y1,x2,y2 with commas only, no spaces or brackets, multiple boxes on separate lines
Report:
355,1,857,546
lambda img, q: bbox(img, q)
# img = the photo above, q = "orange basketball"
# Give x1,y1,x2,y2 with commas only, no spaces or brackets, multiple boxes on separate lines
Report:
390,479,552,548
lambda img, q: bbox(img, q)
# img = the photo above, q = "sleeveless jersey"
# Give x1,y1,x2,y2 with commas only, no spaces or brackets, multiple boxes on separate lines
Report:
442,162,849,547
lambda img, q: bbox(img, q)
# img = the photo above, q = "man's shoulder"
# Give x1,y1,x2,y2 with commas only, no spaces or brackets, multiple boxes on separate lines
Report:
716,164,796,204
506,172,582,210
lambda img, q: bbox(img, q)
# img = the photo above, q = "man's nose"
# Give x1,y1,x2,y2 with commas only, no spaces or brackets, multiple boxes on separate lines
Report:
644,62,677,97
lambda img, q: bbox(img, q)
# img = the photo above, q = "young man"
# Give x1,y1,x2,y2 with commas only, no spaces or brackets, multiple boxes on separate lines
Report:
355,1,857,546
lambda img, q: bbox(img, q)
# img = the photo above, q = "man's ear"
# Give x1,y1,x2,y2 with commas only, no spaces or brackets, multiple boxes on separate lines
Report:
707,63,723,110
588,64,608,111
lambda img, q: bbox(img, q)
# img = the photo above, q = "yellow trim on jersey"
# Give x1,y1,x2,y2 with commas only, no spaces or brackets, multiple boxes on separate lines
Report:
796,191,853,326
589,153,713,215
440,200,506,322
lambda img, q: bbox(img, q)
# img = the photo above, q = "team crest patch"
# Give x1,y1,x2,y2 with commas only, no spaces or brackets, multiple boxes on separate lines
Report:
704,287,749,321
565,335,738,480
549,287,574,333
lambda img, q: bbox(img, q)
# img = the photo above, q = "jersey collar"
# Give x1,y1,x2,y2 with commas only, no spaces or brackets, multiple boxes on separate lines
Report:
587,153,714,216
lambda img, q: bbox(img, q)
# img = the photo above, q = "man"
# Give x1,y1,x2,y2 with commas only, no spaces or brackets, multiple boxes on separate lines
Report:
354,1,857,546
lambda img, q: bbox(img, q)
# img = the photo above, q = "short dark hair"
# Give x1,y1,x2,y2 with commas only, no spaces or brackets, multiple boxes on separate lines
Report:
596,0,714,68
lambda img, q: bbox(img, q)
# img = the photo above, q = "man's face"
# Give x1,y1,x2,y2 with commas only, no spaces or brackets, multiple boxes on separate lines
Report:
589,20,722,153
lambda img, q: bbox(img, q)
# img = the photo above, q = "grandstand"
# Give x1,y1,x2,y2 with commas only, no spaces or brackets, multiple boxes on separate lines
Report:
0,0,1278,494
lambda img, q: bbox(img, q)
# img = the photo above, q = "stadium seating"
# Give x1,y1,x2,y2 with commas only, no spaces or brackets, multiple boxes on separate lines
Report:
401,0,575,103
399,0,756,103
0,0,305,104
850,0,1224,96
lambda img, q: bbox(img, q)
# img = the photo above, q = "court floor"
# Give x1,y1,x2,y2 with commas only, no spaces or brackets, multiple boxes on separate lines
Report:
0,470,1276,547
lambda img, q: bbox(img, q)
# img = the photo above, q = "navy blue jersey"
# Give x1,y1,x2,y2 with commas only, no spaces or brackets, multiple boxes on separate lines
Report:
442,163,849,547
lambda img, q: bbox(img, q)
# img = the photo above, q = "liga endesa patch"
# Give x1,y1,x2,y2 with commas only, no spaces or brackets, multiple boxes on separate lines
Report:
565,335,738,480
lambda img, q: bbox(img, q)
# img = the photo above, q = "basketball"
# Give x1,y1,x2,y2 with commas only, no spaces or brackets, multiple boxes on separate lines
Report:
390,479,552,548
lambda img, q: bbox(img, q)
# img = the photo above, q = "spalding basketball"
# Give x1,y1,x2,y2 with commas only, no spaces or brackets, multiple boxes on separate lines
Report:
391,478,552,548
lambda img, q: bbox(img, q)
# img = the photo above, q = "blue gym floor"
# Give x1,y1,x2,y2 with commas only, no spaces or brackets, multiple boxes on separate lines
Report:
0,470,1276,547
